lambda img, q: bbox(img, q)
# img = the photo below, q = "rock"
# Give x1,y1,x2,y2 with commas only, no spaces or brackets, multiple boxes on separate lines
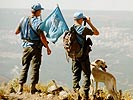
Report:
58,91,69,100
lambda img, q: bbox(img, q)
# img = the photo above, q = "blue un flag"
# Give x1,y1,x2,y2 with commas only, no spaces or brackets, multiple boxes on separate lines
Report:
40,6,69,43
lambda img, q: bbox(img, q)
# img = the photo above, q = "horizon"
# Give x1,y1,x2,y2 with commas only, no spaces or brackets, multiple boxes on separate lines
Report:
1,8,133,12
1,0,133,11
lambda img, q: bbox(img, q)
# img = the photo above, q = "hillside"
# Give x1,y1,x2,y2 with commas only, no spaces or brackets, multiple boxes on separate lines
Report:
0,78,132,100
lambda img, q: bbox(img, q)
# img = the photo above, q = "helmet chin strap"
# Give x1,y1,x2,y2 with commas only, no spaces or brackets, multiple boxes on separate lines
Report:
40,14,42,21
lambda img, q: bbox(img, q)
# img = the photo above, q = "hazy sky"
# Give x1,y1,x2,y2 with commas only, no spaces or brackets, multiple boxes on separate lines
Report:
1,0,133,11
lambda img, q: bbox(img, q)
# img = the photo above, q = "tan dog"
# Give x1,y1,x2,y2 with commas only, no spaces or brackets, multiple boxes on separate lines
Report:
90,59,118,100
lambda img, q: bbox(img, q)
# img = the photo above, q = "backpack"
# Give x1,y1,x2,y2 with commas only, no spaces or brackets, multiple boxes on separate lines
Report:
63,26,85,60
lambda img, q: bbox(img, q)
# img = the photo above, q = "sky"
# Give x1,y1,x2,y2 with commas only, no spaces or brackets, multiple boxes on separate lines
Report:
1,0,133,11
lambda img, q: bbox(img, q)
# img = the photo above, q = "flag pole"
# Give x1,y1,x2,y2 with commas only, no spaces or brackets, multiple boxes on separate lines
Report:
56,4,59,7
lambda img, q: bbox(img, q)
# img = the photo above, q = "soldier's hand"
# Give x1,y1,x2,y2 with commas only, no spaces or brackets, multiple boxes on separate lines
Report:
47,48,51,55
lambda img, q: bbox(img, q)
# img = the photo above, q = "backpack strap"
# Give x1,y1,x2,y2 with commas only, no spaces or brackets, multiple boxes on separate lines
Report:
28,17,49,47
28,17,40,39
72,25,84,39
72,25,85,48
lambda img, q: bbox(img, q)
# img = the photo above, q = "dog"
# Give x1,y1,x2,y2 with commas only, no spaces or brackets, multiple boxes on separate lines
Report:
90,59,118,100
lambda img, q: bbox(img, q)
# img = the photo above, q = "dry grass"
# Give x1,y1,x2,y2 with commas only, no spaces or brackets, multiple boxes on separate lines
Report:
0,78,133,100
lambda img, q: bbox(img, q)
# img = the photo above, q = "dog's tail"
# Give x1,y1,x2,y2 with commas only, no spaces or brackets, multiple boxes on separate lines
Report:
112,78,117,93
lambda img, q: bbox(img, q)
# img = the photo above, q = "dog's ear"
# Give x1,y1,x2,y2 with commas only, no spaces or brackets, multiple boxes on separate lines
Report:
95,59,100,63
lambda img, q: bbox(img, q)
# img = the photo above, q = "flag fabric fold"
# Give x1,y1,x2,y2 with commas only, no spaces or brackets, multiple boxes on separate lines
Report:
40,6,69,43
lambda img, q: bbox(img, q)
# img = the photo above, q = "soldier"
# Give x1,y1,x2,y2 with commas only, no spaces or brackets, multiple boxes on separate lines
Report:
15,3,51,94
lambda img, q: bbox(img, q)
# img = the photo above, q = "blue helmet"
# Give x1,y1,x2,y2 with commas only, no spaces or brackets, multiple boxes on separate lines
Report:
31,3,44,12
73,12,85,20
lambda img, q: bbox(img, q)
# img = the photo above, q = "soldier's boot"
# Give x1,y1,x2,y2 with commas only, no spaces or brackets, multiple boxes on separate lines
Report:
17,83,23,95
82,90,89,100
30,84,41,94
74,88,82,100
30,84,36,94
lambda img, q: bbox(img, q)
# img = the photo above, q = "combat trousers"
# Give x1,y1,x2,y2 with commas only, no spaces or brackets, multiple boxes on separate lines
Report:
72,56,91,95
19,46,42,84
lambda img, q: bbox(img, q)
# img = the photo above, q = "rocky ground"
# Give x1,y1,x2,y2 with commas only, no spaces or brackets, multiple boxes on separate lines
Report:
0,79,133,100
